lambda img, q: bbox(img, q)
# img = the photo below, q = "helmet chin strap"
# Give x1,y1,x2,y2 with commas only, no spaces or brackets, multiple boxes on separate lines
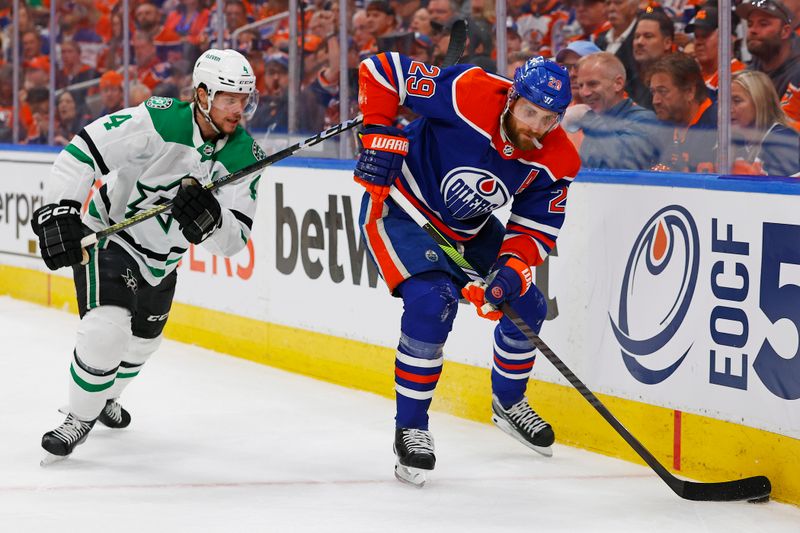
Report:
195,89,222,136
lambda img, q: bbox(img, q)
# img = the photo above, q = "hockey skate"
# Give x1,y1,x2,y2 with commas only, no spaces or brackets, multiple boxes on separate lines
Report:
97,399,131,429
491,395,555,457
393,428,436,487
40,413,96,466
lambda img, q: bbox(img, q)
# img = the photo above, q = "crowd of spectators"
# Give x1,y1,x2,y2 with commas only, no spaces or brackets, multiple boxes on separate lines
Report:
2,0,800,176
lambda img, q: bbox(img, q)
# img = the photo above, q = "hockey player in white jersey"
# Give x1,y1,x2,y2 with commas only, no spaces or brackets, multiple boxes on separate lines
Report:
32,49,265,463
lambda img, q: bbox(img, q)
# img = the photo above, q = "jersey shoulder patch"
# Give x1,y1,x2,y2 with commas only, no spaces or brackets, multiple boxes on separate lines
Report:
144,98,194,147
452,68,511,139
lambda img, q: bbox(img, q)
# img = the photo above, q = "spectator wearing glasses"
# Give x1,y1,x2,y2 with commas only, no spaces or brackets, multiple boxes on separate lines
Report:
731,70,800,176
567,51,660,168
649,53,718,173
685,3,745,92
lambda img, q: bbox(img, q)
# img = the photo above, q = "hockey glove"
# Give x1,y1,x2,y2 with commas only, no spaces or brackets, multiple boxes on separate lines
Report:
171,178,222,244
354,125,408,203
461,256,533,321
31,200,86,270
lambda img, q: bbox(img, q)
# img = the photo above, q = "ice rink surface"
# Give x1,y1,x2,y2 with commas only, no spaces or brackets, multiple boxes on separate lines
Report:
1,296,799,532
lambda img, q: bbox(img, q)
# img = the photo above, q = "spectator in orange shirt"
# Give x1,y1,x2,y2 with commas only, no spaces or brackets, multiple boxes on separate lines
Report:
24,87,50,145
571,0,612,43
684,3,745,92
162,0,210,46
0,65,34,141
353,9,373,58
206,0,251,50
132,30,171,91
649,53,718,172
21,30,48,67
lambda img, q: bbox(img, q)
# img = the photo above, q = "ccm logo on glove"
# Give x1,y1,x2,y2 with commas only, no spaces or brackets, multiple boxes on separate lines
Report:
35,203,81,226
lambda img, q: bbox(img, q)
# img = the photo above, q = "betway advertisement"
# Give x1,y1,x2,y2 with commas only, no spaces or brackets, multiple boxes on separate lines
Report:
1,150,797,439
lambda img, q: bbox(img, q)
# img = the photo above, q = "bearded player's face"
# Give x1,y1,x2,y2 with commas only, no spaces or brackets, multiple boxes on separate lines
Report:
506,98,559,150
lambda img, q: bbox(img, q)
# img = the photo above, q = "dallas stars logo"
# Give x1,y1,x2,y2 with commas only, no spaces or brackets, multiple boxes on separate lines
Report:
125,178,183,234
121,269,138,294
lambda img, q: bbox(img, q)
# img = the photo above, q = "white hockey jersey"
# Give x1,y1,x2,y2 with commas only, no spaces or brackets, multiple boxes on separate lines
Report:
46,96,265,286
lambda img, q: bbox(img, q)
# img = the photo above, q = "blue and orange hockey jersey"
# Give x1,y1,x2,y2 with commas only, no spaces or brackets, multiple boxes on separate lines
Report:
358,52,581,268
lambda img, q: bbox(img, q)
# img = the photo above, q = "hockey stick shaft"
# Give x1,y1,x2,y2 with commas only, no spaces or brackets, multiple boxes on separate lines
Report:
78,21,468,250
79,114,364,249
387,186,770,502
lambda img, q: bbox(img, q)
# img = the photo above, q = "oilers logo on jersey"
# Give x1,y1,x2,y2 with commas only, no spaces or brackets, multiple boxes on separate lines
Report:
441,167,510,220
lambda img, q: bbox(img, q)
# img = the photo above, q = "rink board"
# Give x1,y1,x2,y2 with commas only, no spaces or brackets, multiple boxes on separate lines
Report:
1,147,798,505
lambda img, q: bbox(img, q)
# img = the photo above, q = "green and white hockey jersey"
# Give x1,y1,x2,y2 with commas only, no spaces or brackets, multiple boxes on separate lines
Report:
45,96,265,286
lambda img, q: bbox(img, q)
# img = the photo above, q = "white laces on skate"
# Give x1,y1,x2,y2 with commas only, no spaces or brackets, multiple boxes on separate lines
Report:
52,415,92,445
506,400,550,436
105,400,122,423
402,429,434,453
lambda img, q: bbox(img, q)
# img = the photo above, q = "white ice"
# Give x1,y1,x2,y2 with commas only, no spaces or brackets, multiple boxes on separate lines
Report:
1,295,798,532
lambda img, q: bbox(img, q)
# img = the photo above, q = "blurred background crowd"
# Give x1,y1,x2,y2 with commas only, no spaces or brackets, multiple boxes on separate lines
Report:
2,0,800,175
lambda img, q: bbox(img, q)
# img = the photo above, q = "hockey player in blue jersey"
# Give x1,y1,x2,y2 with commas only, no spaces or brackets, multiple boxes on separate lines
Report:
354,53,580,486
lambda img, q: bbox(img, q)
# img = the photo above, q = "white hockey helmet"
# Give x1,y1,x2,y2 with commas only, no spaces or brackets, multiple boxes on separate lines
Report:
193,48,258,120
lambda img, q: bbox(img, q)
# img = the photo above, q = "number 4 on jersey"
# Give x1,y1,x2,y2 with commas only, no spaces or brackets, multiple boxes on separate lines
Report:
104,114,133,130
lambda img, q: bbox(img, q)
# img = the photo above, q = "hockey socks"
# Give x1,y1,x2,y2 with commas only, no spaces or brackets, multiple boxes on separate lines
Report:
394,274,457,429
491,327,537,409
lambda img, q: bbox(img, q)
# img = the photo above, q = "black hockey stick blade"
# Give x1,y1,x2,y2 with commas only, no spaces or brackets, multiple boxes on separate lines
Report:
504,306,772,503
441,18,467,67
387,186,772,503
677,476,772,502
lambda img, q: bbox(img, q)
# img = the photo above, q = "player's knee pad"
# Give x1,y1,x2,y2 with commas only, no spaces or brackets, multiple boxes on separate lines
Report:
498,283,547,342
398,271,459,346
123,335,162,365
75,305,132,370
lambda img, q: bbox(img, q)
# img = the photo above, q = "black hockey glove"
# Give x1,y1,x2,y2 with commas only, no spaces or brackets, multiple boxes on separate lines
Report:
31,200,86,270
171,179,222,244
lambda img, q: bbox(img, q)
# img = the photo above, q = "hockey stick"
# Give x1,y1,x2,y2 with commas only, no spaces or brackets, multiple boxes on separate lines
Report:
78,21,468,251
387,186,772,503
79,115,364,250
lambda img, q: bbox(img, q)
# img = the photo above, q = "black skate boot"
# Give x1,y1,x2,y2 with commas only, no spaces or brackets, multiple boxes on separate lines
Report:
491,395,555,457
97,399,131,429
394,428,436,487
40,413,96,465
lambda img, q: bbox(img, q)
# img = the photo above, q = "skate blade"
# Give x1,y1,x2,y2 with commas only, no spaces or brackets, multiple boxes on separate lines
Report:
40,452,68,467
394,462,428,487
492,415,554,457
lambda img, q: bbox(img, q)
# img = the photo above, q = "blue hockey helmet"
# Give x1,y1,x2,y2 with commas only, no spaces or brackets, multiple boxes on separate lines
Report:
511,56,571,115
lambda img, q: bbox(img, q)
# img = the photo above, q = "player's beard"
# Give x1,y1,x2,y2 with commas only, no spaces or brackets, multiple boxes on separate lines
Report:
503,112,539,151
